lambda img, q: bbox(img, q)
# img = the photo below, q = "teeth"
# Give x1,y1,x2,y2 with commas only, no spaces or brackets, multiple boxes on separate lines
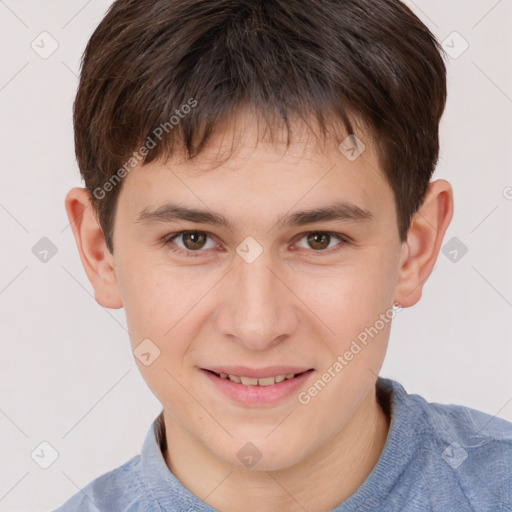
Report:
219,372,299,386
240,376,259,385
257,376,277,387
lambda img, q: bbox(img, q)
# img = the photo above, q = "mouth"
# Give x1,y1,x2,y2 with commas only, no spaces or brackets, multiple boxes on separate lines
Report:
200,367,315,406
203,368,313,386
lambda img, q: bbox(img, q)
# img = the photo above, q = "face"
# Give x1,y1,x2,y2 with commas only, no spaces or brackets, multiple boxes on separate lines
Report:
110,112,403,471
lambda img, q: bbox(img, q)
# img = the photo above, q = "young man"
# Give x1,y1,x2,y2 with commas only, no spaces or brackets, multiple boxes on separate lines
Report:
55,0,512,510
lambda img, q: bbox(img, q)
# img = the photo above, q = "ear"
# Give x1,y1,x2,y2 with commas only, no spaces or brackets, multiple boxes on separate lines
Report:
394,179,454,307
64,187,123,309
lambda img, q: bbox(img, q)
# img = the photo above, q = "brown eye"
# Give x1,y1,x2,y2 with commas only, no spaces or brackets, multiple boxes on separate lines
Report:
295,231,348,253
180,232,209,250
163,231,218,257
306,232,331,250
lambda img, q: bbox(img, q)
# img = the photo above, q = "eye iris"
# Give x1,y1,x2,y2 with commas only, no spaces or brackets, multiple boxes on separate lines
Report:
183,232,207,250
307,232,330,250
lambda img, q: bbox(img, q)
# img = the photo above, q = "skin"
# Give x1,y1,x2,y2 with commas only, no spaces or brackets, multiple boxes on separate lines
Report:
65,108,453,511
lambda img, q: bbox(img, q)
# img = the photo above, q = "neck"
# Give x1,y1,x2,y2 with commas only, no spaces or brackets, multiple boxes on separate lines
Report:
163,384,390,512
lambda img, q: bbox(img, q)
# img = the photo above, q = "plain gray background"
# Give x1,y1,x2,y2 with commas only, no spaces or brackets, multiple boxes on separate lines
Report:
1,0,511,510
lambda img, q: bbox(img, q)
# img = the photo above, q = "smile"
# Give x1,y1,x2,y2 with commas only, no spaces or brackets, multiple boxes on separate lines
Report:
201,368,316,406
207,369,308,386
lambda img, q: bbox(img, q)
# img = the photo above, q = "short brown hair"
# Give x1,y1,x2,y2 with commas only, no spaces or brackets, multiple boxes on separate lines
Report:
73,0,447,254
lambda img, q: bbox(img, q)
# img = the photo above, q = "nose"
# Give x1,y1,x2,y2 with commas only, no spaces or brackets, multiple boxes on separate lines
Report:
214,253,299,351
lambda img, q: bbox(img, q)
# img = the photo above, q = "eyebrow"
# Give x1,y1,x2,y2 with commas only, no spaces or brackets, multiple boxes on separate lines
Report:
135,200,373,231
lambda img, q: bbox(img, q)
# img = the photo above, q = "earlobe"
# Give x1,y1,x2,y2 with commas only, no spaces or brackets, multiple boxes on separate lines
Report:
394,179,454,308
64,187,123,309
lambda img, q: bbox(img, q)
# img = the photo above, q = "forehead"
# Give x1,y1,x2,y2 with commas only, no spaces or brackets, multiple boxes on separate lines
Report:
118,109,393,226
164,106,379,175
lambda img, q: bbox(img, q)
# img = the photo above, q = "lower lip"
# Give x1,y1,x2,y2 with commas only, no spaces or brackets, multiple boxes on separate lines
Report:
200,368,315,406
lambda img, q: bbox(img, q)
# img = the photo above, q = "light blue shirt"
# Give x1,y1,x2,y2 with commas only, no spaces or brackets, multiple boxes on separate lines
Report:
53,377,512,511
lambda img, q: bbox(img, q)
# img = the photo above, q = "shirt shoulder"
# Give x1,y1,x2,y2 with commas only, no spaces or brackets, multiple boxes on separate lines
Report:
52,454,150,512
427,398,512,442
412,391,512,510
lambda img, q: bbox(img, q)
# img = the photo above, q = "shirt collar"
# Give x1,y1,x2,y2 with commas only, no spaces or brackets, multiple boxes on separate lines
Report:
139,410,216,510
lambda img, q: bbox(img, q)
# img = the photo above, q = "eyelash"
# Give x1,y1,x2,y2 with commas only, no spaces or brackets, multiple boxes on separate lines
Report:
160,230,351,258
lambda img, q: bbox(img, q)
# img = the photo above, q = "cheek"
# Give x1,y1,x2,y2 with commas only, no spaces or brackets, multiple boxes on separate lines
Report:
293,250,398,337
117,264,199,408
116,255,176,347
118,260,210,364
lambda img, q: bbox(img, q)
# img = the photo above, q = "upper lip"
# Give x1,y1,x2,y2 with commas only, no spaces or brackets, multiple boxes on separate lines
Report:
202,366,313,379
